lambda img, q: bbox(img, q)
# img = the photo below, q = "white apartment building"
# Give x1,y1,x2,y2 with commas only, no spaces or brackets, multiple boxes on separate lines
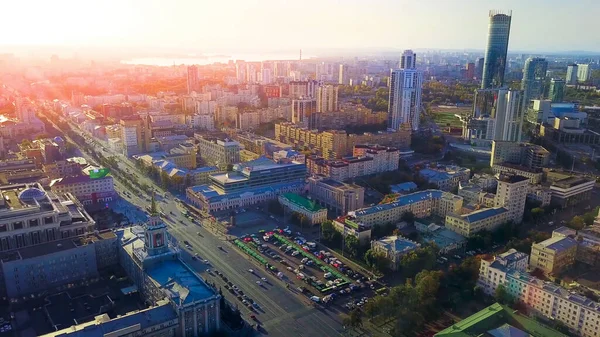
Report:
479,255,600,337
494,174,529,224
50,175,116,206
353,145,400,173
186,114,215,131
577,64,591,82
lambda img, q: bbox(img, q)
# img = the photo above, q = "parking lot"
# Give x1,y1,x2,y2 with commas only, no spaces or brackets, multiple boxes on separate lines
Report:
234,226,378,310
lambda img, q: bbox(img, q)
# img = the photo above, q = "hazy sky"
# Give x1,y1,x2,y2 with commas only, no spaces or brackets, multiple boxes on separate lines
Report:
2,0,599,53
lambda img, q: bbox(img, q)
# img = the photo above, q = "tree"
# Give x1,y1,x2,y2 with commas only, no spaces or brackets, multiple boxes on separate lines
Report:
344,235,359,258
321,221,342,247
400,211,416,225
568,216,585,230
343,308,363,328
530,207,544,224
364,249,389,273
160,170,170,189
494,284,512,305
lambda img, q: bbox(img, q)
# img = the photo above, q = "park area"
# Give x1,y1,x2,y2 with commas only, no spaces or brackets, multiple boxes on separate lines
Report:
430,106,472,129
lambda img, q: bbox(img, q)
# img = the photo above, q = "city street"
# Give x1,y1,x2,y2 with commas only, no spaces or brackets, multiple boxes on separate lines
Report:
44,111,347,336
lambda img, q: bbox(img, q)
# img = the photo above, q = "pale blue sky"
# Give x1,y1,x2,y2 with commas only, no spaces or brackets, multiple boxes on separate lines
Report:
1,0,598,52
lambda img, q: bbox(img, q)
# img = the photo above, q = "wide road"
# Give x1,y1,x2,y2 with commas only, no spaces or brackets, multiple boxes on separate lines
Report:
43,108,345,337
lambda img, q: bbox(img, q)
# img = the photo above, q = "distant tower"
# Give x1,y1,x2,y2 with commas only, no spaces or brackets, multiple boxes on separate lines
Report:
299,49,302,61
388,50,423,131
548,78,565,103
187,65,199,94
15,97,35,124
481,10,512,89
566,64,578,85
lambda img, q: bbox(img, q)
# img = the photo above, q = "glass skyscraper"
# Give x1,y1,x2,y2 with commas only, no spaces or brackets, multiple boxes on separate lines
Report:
481,11,512,89
521,57,548,106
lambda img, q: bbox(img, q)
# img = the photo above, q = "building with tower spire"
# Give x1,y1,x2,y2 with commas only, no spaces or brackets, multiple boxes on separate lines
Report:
116,193,221,335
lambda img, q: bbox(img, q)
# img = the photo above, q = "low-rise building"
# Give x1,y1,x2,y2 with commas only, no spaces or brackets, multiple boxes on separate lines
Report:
445,207,508,237
0,230,117,298
49,172,116,206
415,222,466,254
550,175,595,208
371,235,420,271
349,190,463,227
194,134,240,170
529,235,578,275
478,256,600,337
390,182,417,194
307,176,364,216
278,193,327,225
492,163,544,184
419,165,471,191
332,215,372,245
306,147,399,180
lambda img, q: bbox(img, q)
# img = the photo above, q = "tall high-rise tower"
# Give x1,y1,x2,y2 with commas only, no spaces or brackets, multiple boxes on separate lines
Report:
548,78,565,103
388,50,423,131
521,57,548,106
566,64,578,85
481,11,512,89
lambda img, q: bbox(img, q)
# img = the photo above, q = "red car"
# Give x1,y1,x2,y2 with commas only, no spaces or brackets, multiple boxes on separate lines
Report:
250,314,257,321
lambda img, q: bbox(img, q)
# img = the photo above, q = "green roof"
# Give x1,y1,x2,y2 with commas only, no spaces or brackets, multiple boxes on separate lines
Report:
434,303,568,337
280,193,324,213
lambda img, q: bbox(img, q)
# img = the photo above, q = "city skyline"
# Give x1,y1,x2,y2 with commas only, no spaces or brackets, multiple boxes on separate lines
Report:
1,0,600,56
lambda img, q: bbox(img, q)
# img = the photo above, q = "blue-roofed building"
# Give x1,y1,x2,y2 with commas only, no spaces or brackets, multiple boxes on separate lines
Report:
115,207,221,336
415,222,467,254
42,300,179,337
419,165,471,191
371,235,420,271
445,207,508,237
529,235,578,275
349,189,463,227
390,182,417,194
186,156,306,212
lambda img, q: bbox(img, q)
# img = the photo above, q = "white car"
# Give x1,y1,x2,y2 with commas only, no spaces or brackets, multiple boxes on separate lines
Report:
248,269,254,273
256,281,262,285
261,277,267,281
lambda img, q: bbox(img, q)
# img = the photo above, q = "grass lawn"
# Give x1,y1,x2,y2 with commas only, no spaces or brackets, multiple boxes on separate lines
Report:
431,106,471,129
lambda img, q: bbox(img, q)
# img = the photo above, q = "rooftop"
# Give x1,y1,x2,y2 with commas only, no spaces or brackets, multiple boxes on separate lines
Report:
146,260,216,305
279,193,324,213
390,182,418,193
552,176,594,189
535,236,578,253
375,235,419,254
450,207,507,223
434,303,567,337
352,190,448,217
497,174,529,184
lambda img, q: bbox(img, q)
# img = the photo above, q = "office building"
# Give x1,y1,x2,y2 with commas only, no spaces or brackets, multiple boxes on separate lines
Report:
316,84,339,113
475,57,485,80
521,57,548,105
529,235,578,275
566,64,578,85
15,97,36,124
352,145,401,172
445,207,508,237
577,64,591,82
194,134,240,170
527,185,552,207
186,65,199,94
550,175,595,208
548,78,565,102
478,256,600,337
388,50,423,131
481,11,512,89
307,176,365,216
332,216,372,245
434,303,567,337
0,183,96,253
291,98,317,128
349,190,463,227
371,235,420,271
494,173,529,224
418,165,471,191
490,140,550,169
0,231,117,298
117,206,221,336
120,116,150,156
278,193,327,225
186,157,306,212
